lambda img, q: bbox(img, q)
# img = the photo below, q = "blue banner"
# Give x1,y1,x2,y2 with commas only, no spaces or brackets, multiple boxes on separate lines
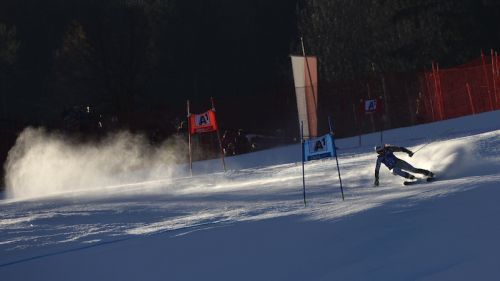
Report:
303,134,336,161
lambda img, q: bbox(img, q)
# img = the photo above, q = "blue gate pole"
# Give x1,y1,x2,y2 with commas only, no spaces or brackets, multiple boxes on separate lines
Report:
300,121,306,207
328,116,345,201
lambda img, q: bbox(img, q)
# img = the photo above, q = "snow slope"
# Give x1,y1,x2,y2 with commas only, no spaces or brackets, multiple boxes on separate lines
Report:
0,111,499,281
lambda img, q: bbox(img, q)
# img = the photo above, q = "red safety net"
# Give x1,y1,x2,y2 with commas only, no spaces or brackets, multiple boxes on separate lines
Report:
418,52,500,122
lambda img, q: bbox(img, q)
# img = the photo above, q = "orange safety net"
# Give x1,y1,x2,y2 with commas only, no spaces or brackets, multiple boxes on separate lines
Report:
418,52,500,123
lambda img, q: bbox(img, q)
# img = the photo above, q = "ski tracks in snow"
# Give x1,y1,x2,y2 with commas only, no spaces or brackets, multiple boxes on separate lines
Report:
0,129,499,267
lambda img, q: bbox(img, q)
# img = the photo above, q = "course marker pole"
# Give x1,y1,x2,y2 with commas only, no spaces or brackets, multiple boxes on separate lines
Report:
187,100,193,176
328,116,344,201
301,121,306,207
211,97,226,172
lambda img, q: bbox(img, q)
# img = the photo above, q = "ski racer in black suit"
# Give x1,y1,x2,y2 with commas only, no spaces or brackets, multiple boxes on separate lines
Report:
374,144,434,186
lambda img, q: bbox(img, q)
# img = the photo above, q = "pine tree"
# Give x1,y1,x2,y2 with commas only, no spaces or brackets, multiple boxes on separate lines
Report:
0,23,20,118
0,23,19,66
297,0,488,81
51,20,102,112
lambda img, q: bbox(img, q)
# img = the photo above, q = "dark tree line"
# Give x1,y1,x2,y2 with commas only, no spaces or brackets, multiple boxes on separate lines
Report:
2,0,499,135
0,0,298,133
1,0,500,189
1,0,181,129
0,0,298,188
297,0,500,81
296,0,500,136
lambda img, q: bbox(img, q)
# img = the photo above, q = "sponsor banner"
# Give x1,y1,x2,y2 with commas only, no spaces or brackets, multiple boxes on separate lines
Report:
189,110,218,134
362,97,384,114
303,133,335,161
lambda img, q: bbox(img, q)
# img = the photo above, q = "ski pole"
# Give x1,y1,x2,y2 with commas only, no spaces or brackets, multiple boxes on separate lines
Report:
413,127,454,155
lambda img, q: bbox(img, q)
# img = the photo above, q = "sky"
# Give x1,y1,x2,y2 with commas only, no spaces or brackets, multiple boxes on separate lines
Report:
0,110,499,280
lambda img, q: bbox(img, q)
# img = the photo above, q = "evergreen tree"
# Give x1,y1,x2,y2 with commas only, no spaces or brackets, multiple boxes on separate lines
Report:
0,23,19,66
0,23,20,118
297,0,490,81
51,21,102,114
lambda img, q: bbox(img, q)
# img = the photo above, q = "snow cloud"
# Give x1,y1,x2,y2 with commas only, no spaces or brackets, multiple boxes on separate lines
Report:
4,127,188,199
405,135,496,180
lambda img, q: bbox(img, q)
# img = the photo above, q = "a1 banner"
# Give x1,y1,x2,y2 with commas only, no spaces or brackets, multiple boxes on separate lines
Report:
362,97,384,114
303,133,335,161
189,110,218,134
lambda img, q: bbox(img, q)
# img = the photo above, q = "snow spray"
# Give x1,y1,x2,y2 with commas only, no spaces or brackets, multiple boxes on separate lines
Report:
3,127,188,199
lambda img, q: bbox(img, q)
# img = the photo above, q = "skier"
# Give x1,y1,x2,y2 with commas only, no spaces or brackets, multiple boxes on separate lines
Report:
373,144,434,186
234,129,250,155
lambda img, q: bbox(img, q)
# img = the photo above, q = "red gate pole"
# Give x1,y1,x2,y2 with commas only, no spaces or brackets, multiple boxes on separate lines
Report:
211,97,226,172
187,100,193,176
495,52,500,108
497,51,500,108
481,50,494,111
491,50,498,109
432,62,443,120
436,63,445,120
424,72,436,122
466,83,476,115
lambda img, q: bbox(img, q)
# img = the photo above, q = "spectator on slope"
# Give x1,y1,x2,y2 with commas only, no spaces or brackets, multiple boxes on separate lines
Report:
374,144,434,186
234,129,250,155
222,129,236,156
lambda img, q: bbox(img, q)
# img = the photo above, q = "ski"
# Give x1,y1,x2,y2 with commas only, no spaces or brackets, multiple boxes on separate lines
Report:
404,176,436,186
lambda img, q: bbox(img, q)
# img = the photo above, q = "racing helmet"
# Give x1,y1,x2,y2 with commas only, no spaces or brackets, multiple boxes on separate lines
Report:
374,145,385,153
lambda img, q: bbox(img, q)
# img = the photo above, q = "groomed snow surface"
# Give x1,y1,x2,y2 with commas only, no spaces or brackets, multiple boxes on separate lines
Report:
1,111,499,281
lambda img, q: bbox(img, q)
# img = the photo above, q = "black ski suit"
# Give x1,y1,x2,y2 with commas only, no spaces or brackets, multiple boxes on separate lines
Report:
374,145,432,186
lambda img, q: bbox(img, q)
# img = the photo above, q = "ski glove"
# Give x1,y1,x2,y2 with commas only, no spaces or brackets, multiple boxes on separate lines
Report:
402,147,414,157
374,178,379,187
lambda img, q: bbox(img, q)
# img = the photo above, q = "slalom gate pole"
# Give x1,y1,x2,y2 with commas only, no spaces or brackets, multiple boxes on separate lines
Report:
352,104,361,147
481,50,494,111
300,37,318,111
301,121,306,207
492,50,497,105
413,127,454,155
379,110,384,145
187,100,193,176
211,97,226,172
328,116,345,201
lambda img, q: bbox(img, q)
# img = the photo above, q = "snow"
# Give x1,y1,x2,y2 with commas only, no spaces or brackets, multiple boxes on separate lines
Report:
1,110,499,281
